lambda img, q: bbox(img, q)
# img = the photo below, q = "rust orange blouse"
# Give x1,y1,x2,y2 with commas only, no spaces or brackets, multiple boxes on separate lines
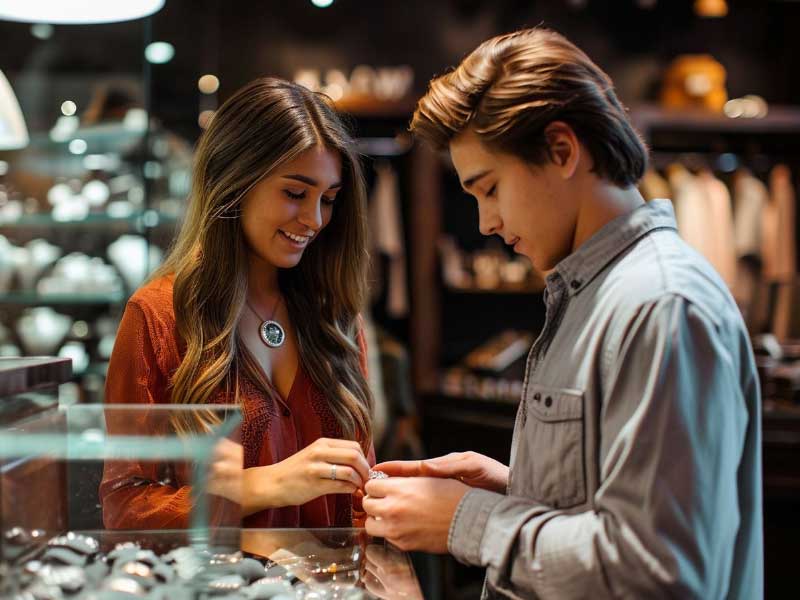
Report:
100,275,375,530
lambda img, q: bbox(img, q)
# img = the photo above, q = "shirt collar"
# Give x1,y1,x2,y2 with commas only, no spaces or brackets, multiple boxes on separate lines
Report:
552,199,678,297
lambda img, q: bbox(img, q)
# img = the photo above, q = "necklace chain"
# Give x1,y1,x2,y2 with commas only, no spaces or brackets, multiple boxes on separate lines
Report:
246,294,281,322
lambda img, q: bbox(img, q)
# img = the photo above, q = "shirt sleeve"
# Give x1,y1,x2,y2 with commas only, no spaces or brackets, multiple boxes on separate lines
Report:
99,300,192,529
448,295,753,599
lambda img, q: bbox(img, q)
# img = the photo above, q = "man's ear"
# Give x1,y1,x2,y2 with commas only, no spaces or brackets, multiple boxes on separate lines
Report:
544,121,580,179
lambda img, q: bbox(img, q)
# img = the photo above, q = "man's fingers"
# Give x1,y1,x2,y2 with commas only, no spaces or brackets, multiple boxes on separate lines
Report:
364,477,397,498
361,494,384,518
365,515,389,539
372,460,424,477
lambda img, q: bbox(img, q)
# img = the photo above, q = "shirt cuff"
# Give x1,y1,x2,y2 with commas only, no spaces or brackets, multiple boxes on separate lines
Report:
448,487,506,566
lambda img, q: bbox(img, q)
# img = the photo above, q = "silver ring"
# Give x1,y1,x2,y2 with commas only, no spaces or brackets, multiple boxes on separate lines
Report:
330,464,337,481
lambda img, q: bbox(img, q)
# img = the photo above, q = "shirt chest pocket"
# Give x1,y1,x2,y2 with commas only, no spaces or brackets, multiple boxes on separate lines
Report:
512,386,586,509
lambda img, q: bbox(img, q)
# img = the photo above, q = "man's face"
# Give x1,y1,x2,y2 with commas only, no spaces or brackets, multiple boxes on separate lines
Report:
449,128,579,271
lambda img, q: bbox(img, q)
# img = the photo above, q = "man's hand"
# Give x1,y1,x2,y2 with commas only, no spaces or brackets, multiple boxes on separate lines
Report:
363,477,469,553
375,451,509,494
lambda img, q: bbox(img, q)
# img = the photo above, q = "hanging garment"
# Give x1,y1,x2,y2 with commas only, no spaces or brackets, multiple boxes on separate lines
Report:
361,311,389,448
768,165,798,340
762,164,797,282
369,162,409,318
732,169,768,316
669,164,716,267
733,169,767,258
697,170,737,289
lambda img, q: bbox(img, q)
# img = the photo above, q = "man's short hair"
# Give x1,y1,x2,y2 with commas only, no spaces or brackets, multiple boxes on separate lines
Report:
411,27,648,187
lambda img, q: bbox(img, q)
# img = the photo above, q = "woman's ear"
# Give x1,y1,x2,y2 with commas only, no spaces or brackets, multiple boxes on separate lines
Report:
544,121,580,179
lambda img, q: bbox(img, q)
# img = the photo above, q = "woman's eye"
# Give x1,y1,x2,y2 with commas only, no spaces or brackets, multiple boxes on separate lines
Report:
322,195,337,206
284,189,306,200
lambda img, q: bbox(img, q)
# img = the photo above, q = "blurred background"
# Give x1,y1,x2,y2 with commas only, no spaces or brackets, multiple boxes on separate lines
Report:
1,1,799,598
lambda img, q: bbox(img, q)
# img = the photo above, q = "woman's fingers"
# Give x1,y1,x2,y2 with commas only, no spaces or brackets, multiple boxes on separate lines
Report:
316,462,363,488
320,448,370,484
320,480,359,495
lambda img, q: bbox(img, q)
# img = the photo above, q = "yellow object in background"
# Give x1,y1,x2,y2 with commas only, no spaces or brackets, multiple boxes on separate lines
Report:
661,54,728,112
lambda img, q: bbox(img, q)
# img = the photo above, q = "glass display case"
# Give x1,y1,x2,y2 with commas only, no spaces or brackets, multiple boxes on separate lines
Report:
0,401,422,599
0,16,191,404
2,528,421,599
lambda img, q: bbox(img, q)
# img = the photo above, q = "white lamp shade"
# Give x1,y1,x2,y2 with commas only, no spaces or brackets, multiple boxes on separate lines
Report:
0,0,165,24
0,70,28,150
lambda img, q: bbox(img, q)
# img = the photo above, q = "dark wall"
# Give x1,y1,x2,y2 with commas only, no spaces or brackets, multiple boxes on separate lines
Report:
1,0,798,141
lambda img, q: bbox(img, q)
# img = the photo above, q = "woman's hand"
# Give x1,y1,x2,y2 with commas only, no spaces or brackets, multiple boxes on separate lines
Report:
375,451,509,494
244,438,371,513
206,438,245,504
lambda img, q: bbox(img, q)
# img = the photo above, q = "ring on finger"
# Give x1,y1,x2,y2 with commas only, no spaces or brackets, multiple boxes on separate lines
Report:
330,464,337,481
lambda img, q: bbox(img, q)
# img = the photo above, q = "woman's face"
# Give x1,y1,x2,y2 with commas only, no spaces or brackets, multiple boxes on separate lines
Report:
241,145,342,269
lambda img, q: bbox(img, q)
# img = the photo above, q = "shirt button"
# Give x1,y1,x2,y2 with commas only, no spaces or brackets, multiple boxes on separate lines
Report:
544,396,553,408
533,393,541,402
570,280,581,290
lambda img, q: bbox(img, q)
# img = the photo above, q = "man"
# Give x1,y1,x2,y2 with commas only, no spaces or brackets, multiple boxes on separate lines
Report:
363,27,762,599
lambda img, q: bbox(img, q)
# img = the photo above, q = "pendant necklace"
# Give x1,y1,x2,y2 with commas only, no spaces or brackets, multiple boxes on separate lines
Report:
246,295,286,348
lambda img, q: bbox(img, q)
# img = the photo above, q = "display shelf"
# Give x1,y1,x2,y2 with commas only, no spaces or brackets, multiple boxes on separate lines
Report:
0,211,179,230
0,291,126,305
631,104,800,135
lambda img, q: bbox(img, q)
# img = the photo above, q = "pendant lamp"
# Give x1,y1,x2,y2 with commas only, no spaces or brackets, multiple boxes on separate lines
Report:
0,70,28,150
0,0,165,24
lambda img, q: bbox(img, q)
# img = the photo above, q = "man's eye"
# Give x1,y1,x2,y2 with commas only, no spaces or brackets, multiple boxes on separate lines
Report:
486,184,497,197
284,189,306,200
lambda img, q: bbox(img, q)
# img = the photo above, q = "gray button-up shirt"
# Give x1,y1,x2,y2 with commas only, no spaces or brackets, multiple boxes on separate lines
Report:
448,199,763,599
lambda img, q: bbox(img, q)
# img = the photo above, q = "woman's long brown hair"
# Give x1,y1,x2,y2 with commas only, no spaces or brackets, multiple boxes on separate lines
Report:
152,78,372,448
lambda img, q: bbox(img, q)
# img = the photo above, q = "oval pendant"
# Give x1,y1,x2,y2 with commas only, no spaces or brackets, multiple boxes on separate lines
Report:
259,320,286,348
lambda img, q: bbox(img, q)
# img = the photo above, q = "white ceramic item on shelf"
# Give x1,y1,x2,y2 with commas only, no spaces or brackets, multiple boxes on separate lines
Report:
37,252,123,295
0,235,14,292
58,341,89,375
47,183,73,207
0,199,22,224
52,193,89,222
18,239,62,290
97,333,116,360
82,180,110,207
107,234,163,292
106,200,135,218
15,307,73,355
0,343,21,357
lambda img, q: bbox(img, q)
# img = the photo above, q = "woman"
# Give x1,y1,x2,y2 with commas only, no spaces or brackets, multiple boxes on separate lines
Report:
100,78,375,529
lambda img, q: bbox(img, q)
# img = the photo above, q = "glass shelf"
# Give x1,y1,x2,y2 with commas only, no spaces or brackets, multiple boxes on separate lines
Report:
0,211,179,230
0,291,127,305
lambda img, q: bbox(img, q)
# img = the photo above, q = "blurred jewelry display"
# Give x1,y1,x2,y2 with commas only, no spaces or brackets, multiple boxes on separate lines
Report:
15,307,73,355
441,367,525,405
37,252,123,296
438,235,544,292
2,529,379,600
18,239,62,290
107,234,163,293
